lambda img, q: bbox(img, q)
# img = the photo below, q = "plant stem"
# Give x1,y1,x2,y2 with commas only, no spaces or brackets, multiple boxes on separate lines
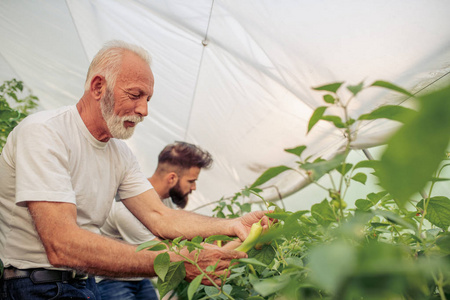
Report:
175,250,233,298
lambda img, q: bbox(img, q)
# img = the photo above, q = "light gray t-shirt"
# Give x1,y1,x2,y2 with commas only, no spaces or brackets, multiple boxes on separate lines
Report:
97,196,177,282
0,105,151,269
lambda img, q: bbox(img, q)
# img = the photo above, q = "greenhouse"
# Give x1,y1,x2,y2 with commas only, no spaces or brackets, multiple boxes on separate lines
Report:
1,1,450,299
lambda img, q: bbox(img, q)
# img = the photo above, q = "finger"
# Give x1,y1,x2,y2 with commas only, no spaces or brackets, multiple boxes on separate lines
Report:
227,249,247,259
221,239,242,250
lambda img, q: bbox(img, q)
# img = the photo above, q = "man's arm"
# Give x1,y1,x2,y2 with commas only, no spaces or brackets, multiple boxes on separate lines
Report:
122,189,270,241
28,201,246,284
27,200,244,283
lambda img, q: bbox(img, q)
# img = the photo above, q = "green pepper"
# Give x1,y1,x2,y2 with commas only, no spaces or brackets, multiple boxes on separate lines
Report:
235,219,263,252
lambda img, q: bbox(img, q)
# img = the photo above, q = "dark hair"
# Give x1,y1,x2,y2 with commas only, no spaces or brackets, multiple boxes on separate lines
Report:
157,141,213,172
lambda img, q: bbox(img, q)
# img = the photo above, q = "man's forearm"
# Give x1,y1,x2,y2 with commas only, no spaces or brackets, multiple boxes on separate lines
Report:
52,227,162,277
150,209,238,240
28,200,168,277
123,192,239,240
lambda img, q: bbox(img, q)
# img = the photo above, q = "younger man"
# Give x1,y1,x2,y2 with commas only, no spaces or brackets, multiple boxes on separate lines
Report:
98,141,213,299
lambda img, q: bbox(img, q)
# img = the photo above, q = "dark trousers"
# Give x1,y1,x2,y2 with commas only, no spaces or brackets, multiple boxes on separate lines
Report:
1,276,100,299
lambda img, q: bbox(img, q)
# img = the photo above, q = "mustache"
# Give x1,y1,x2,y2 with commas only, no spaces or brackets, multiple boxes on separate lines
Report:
123,115,144,124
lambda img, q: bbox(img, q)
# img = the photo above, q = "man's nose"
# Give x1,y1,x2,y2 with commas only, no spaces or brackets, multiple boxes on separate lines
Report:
135,98,148,117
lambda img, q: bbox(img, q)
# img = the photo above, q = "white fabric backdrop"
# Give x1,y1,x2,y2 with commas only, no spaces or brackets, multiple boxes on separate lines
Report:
1,0,449,215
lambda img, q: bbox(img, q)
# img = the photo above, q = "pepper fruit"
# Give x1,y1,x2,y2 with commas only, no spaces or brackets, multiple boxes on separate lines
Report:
235,219,263,252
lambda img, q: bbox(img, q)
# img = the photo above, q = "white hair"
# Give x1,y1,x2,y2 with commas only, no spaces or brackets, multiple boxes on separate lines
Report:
84,40,152,91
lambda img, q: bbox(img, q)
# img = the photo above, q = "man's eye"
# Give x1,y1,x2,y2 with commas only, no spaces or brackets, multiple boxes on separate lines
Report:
127,93,140,100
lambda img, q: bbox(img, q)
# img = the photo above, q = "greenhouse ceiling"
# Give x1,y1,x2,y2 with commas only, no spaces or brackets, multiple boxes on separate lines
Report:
1,0,449,214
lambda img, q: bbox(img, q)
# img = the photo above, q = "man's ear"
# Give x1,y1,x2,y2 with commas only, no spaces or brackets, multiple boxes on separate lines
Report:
167,172,178,187
90,75,105,100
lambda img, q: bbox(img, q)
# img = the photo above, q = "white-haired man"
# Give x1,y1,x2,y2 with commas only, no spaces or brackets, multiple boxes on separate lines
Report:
0,40,269,299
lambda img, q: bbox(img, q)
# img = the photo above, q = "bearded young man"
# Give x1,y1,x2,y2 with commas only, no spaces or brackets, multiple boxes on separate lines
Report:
97,141,213,300
0,40,269,299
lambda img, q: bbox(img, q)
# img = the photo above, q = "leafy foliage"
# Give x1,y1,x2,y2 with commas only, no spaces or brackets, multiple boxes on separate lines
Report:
139,80,450,299
0,79,39,152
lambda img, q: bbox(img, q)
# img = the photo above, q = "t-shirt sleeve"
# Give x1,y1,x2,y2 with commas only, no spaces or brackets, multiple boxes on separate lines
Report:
115,143,152,200
15,122,76,206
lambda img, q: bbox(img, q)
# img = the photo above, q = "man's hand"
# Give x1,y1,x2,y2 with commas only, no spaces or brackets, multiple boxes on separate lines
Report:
233,211,274,242
180,243,246,285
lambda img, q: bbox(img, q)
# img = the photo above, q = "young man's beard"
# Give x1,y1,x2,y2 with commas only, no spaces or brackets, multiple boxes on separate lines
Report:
100,87,143,140
169,183,189,209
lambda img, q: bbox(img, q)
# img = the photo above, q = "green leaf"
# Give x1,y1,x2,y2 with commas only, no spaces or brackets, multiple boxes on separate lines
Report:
238,258,268,268
205,265,215,273
312,82,344,93
252,272,293,296
346,118,356,126
188,274,204,300
247,244,276,273
347,81,364,96
373,209,417,232
265,211,292,221
321,115,346,128
336,163,352,175
436,233,450,254
355,199,373,211
204,286,220,297
191,236,203,244
7,91,18,102
358,105,417,123
157,261,186,299
311,199,336,226
301,153,347,181
250,165,292,188
0,109,20,120
351,172,367,184
353,159,381,171
285,257,304,269
204,235,235,244
370,80,414,97
146,244,168,251
136,240,166,252
308,106,327,133
172,236,184,245
284,145,307,157
185,241,203,252
323,94,335,104
366,191,389,204
266,210,308,222
154,252,170,281
417,196,450,229
378,85,450,206
308,241,357,293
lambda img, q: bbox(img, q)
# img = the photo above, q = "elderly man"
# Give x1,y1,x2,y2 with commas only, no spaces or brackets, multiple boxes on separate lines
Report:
0,40,268,299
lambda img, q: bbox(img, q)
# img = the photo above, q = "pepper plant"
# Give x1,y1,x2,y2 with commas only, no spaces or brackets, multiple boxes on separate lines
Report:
139,81,450,300
0,79,39,152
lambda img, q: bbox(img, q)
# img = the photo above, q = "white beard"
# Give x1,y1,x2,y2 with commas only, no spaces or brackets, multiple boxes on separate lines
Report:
100,88,143,140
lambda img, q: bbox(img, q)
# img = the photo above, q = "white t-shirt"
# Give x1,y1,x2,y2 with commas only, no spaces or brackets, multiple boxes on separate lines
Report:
0,105,152,269
97,197,177,282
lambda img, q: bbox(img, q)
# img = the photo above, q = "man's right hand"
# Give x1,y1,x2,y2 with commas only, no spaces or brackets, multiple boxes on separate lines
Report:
180,243,246,285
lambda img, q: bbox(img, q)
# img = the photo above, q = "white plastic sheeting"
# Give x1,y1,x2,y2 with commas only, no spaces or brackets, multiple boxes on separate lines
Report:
1,0,449,215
